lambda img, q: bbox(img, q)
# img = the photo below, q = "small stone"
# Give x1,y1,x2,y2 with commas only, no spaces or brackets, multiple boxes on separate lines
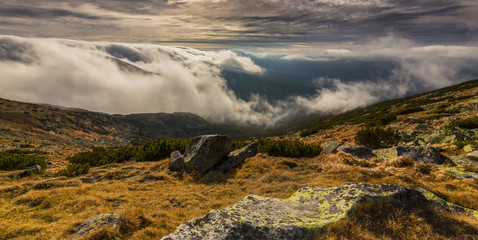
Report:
321,142,341,154
463,145,478,153
169,151,185,172
337,145,374,160
467,151,478,160
72,213,121,237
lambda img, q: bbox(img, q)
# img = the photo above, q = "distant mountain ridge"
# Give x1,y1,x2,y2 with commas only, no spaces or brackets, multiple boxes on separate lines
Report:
0,97,264,147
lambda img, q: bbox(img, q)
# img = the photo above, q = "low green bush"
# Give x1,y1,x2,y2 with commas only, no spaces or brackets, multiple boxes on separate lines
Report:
396,106,424,115
446,117,478,129
0,151,47,171
58,163,91,177
65,138,190,167
256,139,321,158
355,127,399,149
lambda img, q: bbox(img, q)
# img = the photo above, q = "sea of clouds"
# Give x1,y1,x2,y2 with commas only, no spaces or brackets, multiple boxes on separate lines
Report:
1,35,478,126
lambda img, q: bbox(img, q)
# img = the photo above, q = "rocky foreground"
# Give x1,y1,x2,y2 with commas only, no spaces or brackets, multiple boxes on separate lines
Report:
161,183,477,239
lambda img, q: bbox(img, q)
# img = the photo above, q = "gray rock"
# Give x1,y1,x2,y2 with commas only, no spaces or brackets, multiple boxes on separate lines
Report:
439,167,478,181
321,142,341,154
72,213,121,237
169,151,185,172
374,146,443,164
184,135,232,174
450,156,478,167
337,145,374,160
217,142,258,172
27,165,42,172
467,151,478,160
161,183,478,240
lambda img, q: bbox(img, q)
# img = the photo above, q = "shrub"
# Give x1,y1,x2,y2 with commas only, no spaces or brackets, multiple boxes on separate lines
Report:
0,151,47,171
396,106,424,115
67,138,190,167
364,113,397,127
58,163,91,177
355,126,399,149
256,139,321,158
446,117,478,129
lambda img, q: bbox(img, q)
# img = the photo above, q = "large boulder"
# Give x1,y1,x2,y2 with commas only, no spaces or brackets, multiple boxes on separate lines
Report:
217,142,258,172
374,146,443,164
71,213,121,237
183,135,231,174
337,145,374,160
161,183,478,240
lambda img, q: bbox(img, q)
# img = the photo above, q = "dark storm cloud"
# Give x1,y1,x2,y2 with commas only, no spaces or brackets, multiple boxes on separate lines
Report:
0,0,476,46
0,7,102,20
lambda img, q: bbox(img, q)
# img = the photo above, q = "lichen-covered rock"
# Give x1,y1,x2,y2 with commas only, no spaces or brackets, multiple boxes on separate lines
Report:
217,142,258,172
463,144,478,153
169,151,185,171
72,213,121,237
184,135,232,174
337,145,374,160
450,156,478,167
467,151,478,161
439,167,478,181
374,146,443,164
321,142,342,154
162,183,478,240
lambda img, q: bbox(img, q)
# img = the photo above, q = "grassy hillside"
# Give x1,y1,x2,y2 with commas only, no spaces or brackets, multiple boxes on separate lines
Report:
0,79,477,239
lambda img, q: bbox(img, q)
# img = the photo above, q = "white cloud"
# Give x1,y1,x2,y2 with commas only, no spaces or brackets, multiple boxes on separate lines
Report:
1,35,477,127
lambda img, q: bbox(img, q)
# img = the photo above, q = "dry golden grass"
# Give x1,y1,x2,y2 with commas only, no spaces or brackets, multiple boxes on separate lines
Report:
0,152,478,239
319,199,478,240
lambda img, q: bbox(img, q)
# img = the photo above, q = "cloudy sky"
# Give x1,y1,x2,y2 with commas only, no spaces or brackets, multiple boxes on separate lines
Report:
1,1,477,126
1,0,477,48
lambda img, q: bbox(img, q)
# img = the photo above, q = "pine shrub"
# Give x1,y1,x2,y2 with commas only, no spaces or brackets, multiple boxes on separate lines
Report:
355,126,399,149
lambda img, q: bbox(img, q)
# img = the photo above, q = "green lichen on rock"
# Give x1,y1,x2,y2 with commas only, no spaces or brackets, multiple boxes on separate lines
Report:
439,167,478,181
417,188,478,218
374,146,442,164
449,156,478,167
463,144,478,153
162,183,477,240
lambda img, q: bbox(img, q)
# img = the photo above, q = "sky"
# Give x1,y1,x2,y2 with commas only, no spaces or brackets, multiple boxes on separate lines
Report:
1,1,478,126
1,0,477,48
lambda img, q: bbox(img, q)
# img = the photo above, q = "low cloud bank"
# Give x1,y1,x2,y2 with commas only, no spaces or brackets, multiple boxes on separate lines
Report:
1,35,477,126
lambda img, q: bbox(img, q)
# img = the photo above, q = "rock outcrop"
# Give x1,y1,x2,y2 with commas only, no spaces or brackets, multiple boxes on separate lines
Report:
71,213,121,237
161,183,478,240
337,145,374,160
399,128,478,146
374,146,443,164
217,142,258,172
